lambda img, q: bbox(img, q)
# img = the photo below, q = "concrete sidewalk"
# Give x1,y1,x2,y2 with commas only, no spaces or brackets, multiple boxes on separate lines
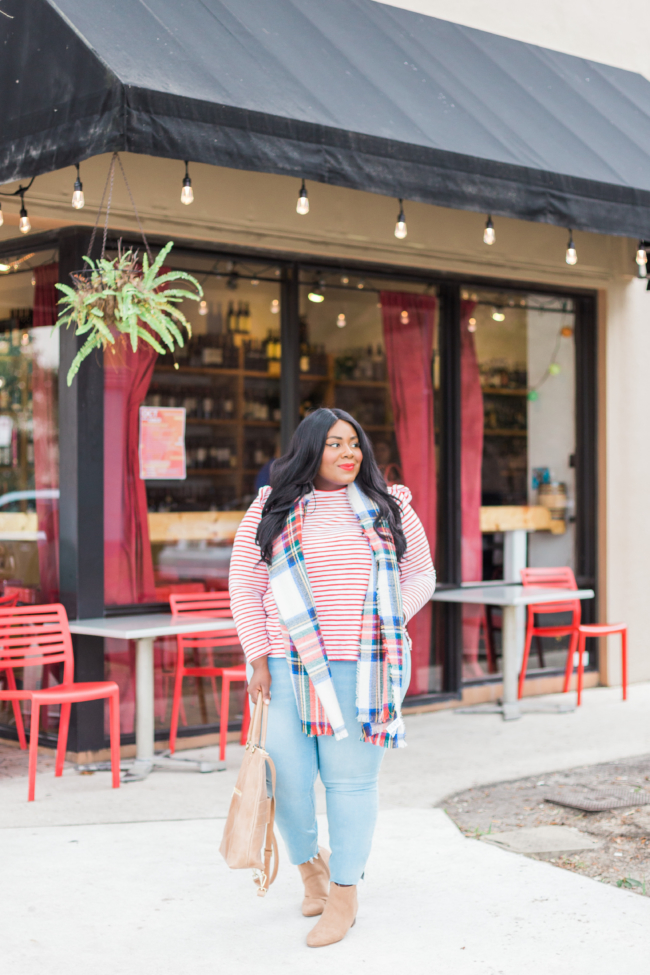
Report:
3,809,647,975
1,683,649,973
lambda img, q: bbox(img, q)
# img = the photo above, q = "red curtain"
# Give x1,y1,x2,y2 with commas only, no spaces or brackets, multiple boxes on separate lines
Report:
381,291,437,696
460,300,484,674
32,264,60,602
104,337,157,604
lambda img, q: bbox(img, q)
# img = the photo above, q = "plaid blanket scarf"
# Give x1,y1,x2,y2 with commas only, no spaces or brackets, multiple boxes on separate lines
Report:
268,480,407,749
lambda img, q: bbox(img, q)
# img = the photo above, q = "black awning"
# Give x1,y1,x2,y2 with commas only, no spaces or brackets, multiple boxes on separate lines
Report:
3,0,650,236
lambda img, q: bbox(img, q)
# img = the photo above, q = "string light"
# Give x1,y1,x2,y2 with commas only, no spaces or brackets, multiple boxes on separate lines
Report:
181,160,194,205
251,278,259,286
0,176,34,233
548,363,561,376
400,310,409,324
18,192,30,234
636,242,647,265
565,230,577,265
198,300,208,315
491,308,505,322
340,276,349,285
71,163,85,209
336,313,347,328
308,287,324,303
394,199,407,239
483,215,495,245
296,179,309,215
270,299,280,314
468,318,477,332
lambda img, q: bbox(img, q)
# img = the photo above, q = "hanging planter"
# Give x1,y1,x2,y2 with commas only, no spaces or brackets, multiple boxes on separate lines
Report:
54,153,202,385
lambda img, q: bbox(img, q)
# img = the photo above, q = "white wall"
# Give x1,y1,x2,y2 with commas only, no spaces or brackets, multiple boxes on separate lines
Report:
605,276,650,683
380,1,650,80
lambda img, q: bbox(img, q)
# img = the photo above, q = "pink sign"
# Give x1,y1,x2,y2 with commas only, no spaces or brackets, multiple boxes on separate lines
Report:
139,406,186,480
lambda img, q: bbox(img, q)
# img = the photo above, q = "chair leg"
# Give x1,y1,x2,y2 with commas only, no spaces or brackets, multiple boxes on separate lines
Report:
563,629,580,693
535,635,545,669
193,648,209,725
55,702,71,776
517,624,534,699
168,652,185,756
108,691,121,789
5,669,26,749
206,650,221,715
220,676,230,762
28,702,40,802
621,629,628,701
483,608,497,674
240,689,251,745
576,632,586,706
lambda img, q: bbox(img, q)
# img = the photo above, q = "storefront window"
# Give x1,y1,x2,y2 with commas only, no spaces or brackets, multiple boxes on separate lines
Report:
104,256,282,736
0,256,60,740
298,270,440,696
459,289,576,682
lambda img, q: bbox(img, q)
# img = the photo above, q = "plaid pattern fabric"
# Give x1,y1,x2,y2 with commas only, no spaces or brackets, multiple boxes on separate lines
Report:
268,481,407,748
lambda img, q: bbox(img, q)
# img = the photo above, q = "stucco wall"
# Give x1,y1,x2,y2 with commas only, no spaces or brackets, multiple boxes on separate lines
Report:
603,276,650,683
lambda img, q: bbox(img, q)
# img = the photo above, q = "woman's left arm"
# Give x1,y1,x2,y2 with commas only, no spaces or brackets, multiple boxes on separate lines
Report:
394,494,436,623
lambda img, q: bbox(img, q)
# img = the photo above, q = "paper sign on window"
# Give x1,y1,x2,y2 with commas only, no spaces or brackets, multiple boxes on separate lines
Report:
139,407,186,480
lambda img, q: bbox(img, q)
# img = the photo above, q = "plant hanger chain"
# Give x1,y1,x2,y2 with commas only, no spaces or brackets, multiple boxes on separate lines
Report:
87,152,153,263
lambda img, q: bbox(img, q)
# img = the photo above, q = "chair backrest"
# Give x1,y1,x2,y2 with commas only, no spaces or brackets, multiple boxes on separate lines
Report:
520,567,580,621
0,592,19,608
170,591,239,652
520,567,577,590
169,592,232,618
0,603,73,682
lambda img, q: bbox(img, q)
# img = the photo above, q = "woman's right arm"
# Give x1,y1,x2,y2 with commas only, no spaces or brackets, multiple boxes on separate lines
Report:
229,490,273,703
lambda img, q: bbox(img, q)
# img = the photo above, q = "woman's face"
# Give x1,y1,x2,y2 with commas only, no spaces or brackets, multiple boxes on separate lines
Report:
313,419,363,490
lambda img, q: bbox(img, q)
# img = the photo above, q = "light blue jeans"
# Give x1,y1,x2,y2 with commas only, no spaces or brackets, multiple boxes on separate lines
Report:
258,655,409,886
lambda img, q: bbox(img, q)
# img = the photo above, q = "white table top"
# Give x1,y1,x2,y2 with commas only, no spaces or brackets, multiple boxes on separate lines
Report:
68,613,236,641
431,585,594,607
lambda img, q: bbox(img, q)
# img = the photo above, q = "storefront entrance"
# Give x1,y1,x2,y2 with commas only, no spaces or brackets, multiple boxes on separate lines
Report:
0,229,598,752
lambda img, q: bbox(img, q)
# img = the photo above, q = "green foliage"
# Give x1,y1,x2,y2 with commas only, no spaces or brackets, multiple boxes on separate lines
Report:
54,241,202,385
616,877,646,893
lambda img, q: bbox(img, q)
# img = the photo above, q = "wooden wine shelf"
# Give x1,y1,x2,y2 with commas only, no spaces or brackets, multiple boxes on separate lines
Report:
481,387,528,397
484,428,527,437
149,345,394,503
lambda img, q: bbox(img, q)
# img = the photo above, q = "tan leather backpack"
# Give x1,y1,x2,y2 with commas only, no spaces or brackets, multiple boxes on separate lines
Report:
219,692,279,896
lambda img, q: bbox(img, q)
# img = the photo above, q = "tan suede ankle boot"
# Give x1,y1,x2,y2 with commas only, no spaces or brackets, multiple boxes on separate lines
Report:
306,883,358,947
297,848,331,917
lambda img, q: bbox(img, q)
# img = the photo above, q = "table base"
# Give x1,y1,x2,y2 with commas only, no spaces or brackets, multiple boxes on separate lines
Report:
121,752,226,783
454,699,576,720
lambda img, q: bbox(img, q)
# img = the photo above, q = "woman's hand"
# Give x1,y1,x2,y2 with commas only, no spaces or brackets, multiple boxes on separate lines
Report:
248,656,272,705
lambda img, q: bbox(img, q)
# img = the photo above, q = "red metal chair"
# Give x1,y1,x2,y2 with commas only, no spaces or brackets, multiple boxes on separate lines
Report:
576,623,627,706
518,567,581,699
0,603,121,801
0,592,22,742
169,592,250,761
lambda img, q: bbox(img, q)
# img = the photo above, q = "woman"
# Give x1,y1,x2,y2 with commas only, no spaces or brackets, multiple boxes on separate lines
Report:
229,408,435,947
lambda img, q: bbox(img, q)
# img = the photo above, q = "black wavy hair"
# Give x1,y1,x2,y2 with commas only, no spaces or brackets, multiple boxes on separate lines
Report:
255,407,406,564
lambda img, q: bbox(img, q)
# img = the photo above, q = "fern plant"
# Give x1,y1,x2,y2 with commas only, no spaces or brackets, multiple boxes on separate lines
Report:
55,241,202,385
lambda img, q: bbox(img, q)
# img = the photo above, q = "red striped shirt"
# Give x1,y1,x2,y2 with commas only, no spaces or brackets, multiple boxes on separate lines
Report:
229,484,436,662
